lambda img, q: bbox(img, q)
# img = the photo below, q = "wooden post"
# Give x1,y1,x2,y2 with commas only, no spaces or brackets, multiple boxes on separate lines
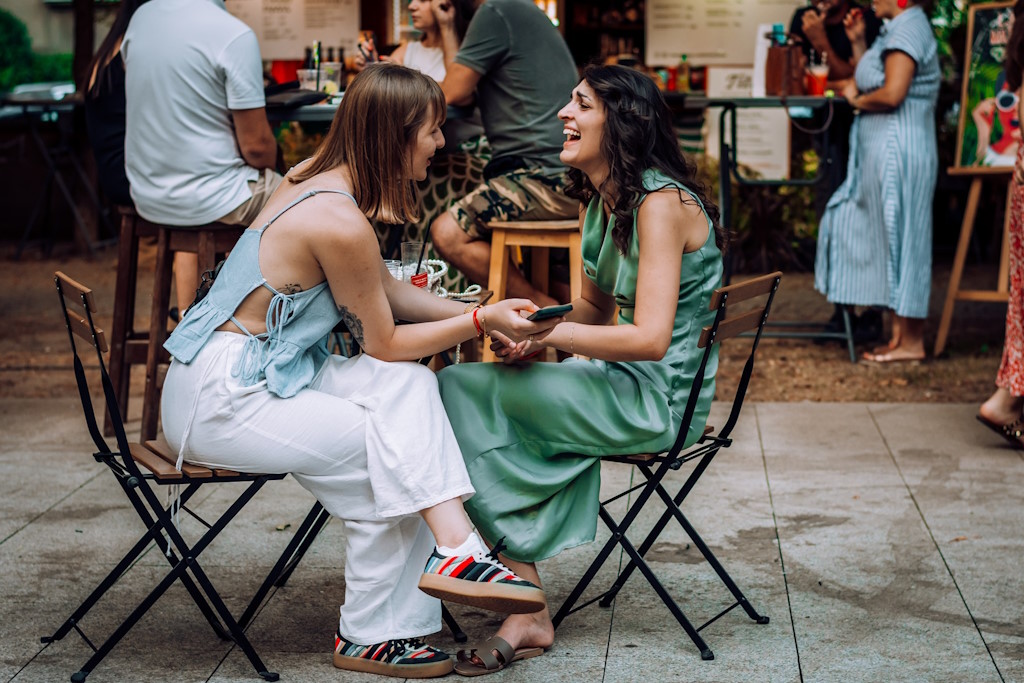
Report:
933,167,1013,357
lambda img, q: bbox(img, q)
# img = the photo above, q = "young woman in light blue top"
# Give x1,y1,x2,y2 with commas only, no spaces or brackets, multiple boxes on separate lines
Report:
160,64,558,679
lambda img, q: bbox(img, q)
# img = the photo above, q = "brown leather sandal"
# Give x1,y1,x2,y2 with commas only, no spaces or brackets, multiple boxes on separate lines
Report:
453,636,545,677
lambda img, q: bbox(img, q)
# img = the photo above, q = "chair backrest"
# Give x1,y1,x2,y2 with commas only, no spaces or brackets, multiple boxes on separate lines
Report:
666,271,782,460
55,271,131,458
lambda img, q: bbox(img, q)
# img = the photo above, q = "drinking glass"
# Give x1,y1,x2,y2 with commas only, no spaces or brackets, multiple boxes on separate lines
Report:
384,259,403,280
401,241,428,288
297,69,327,92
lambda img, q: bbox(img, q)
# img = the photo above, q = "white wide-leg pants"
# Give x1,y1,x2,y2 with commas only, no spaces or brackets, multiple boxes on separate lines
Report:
161,332,474,643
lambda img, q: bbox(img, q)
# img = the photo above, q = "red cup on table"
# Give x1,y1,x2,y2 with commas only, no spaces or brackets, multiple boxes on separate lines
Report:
807,65,828,96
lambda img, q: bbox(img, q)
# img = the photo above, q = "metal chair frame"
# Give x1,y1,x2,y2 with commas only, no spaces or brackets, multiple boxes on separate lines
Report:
551,272,783,661
47,272,284,682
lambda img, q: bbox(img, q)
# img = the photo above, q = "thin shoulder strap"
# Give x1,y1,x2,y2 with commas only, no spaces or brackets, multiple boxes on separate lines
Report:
257,189,358,231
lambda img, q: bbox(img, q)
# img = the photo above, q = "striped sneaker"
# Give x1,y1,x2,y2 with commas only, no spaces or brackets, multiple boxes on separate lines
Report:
332,631,453,678
418,538,547,614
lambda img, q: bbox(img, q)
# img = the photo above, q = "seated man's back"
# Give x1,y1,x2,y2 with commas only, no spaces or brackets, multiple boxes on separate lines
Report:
123,0,276,227
457,0,577,173
431,0,580,305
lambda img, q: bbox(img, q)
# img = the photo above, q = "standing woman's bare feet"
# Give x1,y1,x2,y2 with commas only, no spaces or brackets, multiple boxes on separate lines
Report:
863,314,925,363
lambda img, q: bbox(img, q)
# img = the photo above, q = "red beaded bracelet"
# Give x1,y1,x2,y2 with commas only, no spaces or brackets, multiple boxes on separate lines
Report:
472,306,484,338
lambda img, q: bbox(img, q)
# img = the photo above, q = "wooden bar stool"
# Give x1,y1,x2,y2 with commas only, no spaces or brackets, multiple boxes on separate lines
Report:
140,218,244,440
484,218,582,362
105,206,243,440
106,207,156,435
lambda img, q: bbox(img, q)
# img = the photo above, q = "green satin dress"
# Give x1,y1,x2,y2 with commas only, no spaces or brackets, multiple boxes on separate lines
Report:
437,169,723,563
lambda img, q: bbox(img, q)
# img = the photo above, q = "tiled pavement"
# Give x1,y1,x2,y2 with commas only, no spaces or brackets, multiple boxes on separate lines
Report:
2,399,1021,682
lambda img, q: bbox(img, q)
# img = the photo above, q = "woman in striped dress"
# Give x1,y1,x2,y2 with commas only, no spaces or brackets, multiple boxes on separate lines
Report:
814,0,939,362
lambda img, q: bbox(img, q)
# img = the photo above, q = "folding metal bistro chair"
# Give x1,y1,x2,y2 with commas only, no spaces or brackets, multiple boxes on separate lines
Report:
552,271,783,661
47,272,286,682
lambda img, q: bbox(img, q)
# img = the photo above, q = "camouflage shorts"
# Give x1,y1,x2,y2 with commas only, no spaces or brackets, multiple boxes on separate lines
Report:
448,167,579,239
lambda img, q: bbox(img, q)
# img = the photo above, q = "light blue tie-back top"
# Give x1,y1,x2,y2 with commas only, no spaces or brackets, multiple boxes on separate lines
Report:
163,189,355,398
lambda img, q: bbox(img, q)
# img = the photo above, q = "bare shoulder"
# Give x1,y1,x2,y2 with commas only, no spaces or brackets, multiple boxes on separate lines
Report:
637,188,709,252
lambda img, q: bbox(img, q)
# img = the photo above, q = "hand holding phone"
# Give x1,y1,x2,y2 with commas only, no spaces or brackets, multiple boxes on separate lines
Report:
526,304,572,321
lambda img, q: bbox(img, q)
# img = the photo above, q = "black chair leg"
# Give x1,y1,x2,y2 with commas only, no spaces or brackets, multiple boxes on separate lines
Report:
598,455,715,607
598,506,715,661
442,605,468,643
239,502,330,629
275,506,332,587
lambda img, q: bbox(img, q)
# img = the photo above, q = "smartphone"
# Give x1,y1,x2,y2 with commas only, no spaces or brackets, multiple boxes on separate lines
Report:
527,304,572,321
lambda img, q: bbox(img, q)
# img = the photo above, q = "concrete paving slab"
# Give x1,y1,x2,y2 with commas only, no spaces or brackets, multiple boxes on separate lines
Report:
869,402,1024,680
0,398,89,451
769,462,998,682
0,449,102,541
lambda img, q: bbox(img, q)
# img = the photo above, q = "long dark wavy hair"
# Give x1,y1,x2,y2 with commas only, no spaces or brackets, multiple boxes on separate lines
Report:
1006,0,1024,91
84,0,150,97
564,64,725,255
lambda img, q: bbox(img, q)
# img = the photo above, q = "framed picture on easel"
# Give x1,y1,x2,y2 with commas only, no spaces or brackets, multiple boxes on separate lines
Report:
954,0,1017,171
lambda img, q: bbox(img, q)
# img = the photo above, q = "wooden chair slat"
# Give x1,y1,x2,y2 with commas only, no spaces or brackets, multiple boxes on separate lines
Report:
699,308,764,347
143,439,214,479
145,436,241,478
56,271,98,314
129,442,186,481
67,313,109,353
620,425,714,462
708,271,782,310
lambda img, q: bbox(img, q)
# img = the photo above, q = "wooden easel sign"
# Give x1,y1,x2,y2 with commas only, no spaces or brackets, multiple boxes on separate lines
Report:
935,0,1015,357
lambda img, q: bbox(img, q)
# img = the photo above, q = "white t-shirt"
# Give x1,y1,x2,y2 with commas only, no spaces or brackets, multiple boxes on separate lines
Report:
123,0,266,225
404,41,446,82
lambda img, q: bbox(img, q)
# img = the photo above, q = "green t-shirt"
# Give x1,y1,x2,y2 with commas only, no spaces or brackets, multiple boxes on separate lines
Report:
455,0,578,170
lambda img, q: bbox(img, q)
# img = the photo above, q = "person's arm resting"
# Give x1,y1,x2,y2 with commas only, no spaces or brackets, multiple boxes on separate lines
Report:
440,62,481,106
536,191,707,361
232,108,278,170
851,50,915,112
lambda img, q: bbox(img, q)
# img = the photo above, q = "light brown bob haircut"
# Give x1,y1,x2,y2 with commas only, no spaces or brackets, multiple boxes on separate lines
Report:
288,62,446,223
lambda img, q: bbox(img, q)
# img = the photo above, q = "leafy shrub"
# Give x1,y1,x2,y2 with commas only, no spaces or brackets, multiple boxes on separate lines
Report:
0,9,34,92
0,10,73,92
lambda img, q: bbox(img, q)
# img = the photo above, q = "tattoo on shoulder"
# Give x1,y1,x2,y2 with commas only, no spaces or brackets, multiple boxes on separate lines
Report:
280,283,303,294
337,305,365,347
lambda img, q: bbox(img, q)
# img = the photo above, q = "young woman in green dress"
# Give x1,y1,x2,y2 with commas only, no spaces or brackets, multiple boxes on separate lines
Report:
436,64,728,676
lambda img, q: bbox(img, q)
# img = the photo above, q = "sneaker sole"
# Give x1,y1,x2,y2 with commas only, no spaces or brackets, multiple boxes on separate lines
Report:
418,573,547,614
333,652,453,678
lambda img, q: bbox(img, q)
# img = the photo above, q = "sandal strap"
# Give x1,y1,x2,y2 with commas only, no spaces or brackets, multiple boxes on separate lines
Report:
457,636,515,671
484,637,515,665
1004,417,1024,439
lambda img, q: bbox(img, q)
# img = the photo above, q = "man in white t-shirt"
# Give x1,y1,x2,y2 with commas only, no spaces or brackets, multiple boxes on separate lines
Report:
123,0,281,314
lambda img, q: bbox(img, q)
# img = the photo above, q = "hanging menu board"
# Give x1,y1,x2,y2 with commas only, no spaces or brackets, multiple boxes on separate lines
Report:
225,0,360,61
646,0,805,66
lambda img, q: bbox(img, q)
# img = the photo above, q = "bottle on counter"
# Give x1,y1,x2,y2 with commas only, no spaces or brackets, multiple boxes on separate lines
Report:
303,47,313,70
771,23,787,47
677,54,690,93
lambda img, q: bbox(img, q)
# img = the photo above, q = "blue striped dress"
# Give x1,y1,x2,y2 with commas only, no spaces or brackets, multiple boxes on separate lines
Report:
814,6,939,319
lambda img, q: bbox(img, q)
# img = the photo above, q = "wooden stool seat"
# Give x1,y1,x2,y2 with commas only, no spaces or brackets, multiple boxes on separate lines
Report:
106,206,243,440
484,218,582,362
